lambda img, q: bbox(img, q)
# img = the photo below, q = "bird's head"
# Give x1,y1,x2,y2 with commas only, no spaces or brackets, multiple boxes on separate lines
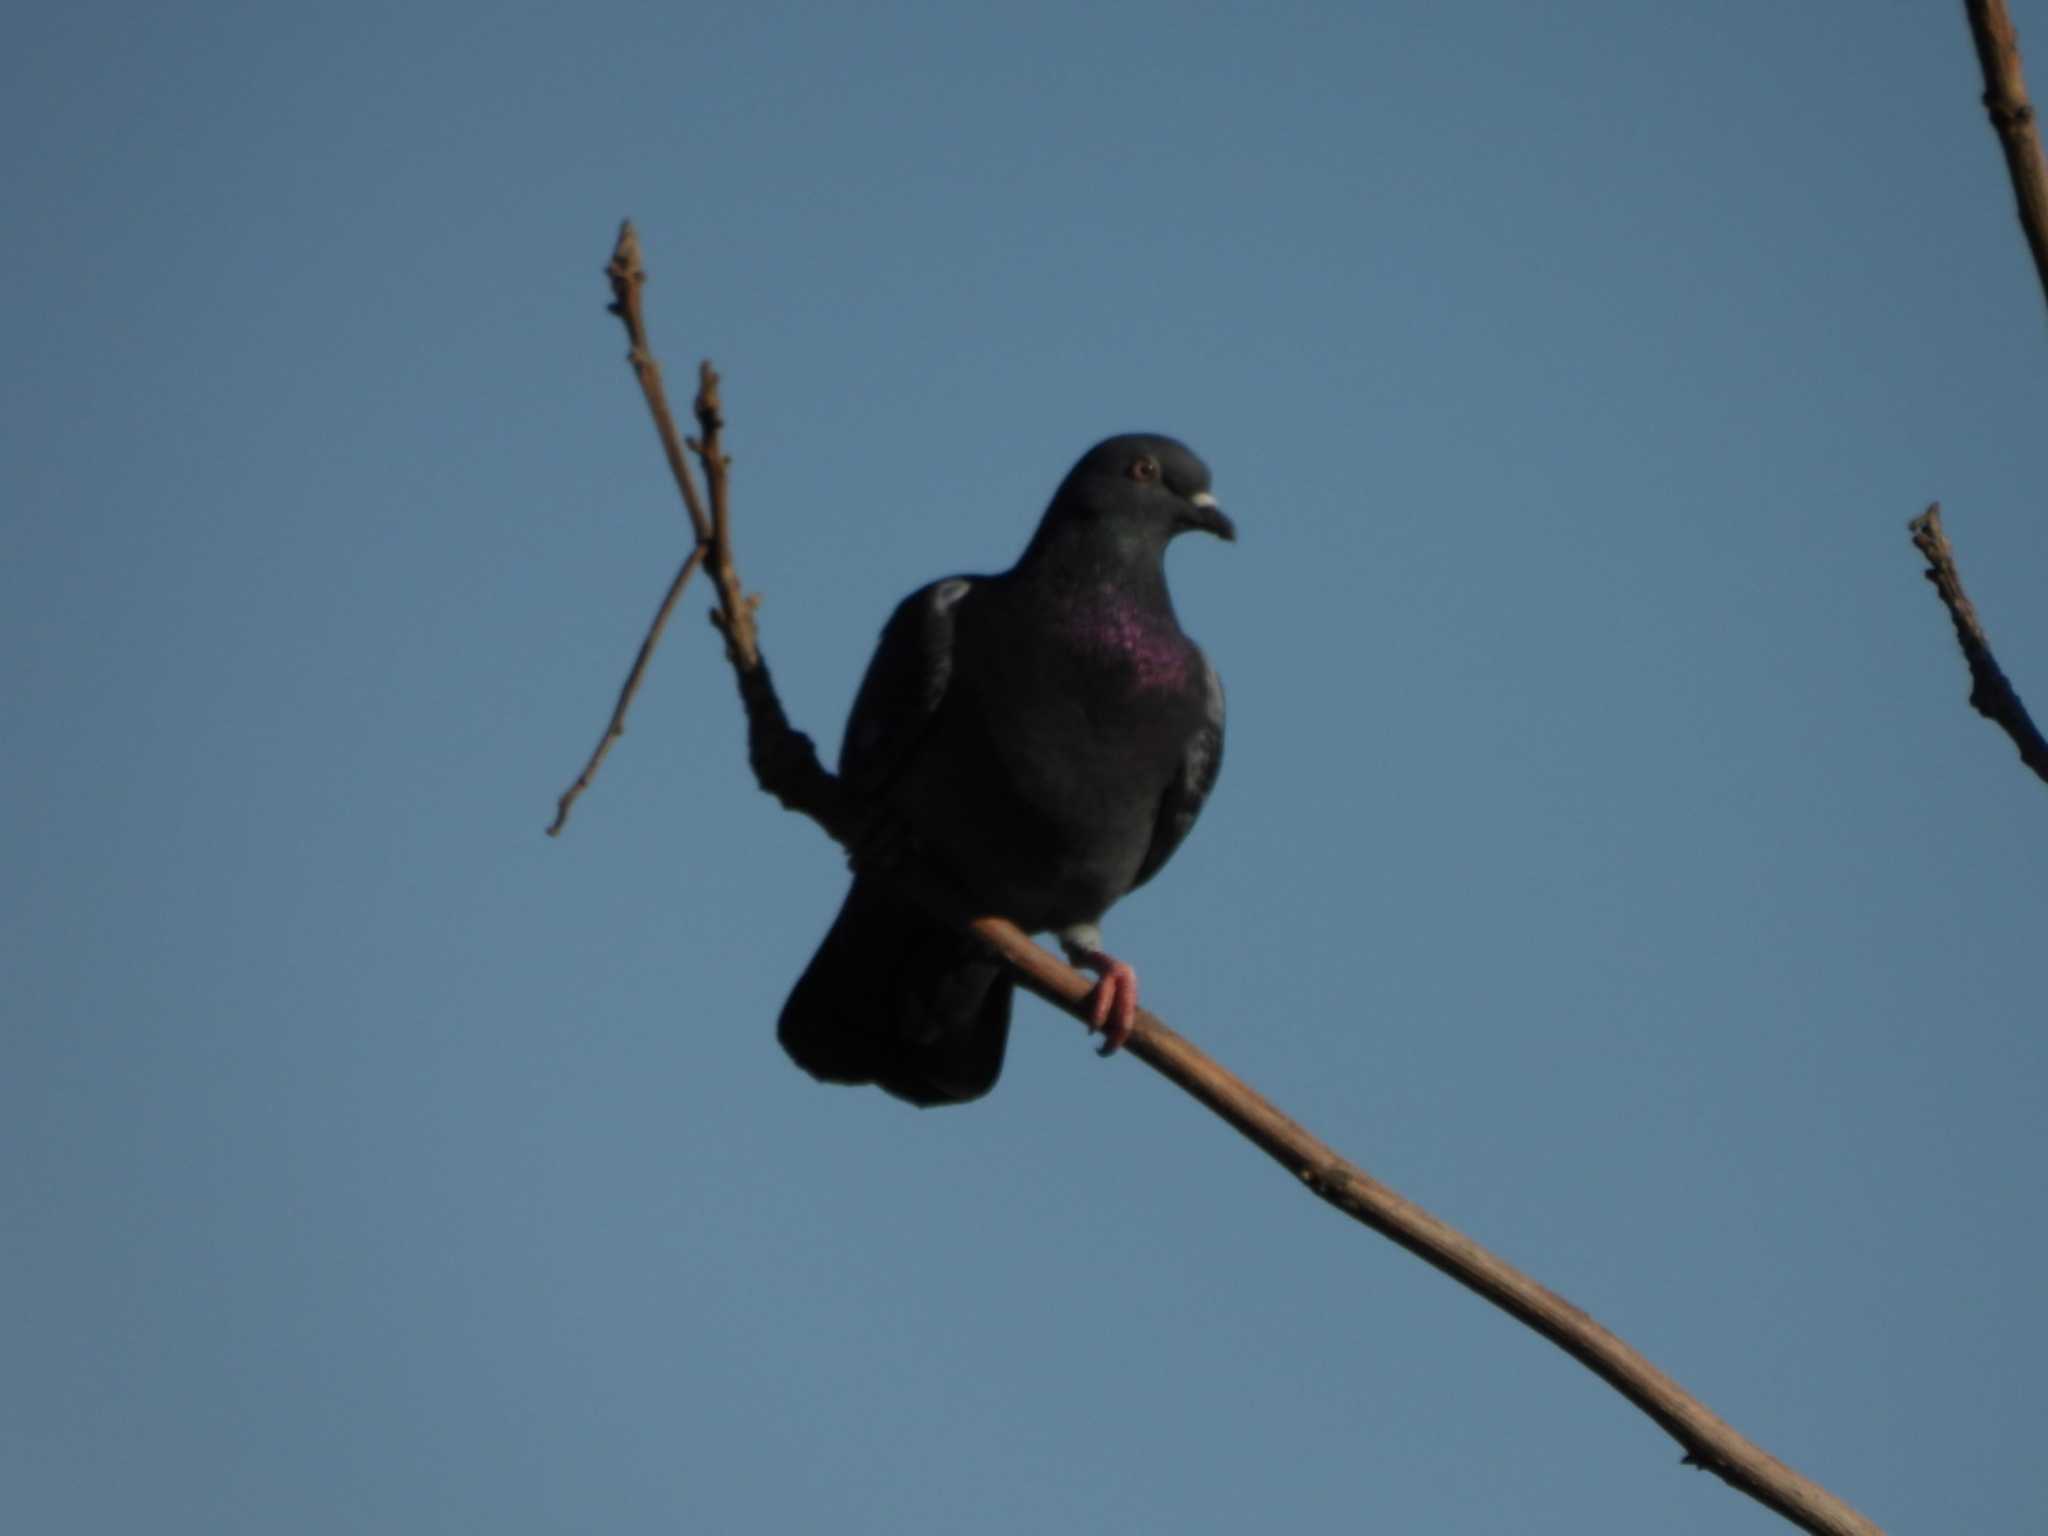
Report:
1044,433,1236,549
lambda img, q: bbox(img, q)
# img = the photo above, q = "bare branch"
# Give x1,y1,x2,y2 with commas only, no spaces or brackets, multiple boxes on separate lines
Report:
574,227,1888,1536
982,915,1883,1536
606,221,713,547
547,543,708,836
688,362,763,670
1909,504,2048,783
1904,14,2048,788
547,226,761,834
1965,0,2048,309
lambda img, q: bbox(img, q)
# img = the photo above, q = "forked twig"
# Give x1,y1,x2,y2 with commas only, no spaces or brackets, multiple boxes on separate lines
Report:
548,224,763,835
555,224,1885,1536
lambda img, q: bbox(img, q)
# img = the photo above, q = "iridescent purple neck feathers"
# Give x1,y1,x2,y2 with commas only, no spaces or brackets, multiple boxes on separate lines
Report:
1059,585,1194,691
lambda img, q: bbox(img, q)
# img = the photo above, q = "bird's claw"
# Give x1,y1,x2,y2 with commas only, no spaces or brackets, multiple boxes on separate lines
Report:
1074,952,1140,1056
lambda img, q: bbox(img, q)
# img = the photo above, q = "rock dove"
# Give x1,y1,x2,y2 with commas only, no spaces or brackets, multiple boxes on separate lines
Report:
778,433,1232,1107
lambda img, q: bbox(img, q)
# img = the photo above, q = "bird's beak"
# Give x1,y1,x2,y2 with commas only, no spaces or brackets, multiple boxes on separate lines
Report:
1184,490,1236,542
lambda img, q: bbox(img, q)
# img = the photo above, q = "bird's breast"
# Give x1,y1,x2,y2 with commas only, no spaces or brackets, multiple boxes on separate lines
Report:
1050,589,1196,693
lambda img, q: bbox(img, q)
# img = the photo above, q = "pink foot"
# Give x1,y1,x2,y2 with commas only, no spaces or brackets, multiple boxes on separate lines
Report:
1074,950,1140,1056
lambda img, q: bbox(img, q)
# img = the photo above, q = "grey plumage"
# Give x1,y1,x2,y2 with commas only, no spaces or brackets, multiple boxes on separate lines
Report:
779,434,1230,1106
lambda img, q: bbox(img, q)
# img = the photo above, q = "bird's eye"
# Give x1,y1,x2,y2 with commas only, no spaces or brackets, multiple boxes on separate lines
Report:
1128,455,1161,484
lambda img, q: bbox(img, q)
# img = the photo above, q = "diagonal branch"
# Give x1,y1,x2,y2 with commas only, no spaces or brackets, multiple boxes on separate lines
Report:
547,542,707,836
606,222,713,548
1909,504,2048,782
566,226,1887,1536
1965,0,2048,309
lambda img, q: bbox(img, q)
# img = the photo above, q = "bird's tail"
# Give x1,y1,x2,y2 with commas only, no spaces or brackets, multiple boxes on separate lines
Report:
778,878,1012,1107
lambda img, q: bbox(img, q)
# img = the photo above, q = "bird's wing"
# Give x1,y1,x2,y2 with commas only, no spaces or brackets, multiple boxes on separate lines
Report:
839,577,975,798
1131,654,1225,891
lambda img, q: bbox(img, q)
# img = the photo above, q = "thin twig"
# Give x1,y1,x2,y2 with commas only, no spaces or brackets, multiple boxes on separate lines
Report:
547,544,709,836
1909,504,2048,783
607,222,713,546
1965,0,2048,309
689,363,763,670
569,227,1887,1536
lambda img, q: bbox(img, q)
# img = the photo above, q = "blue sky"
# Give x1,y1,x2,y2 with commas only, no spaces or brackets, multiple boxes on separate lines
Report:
5,2,2045,1531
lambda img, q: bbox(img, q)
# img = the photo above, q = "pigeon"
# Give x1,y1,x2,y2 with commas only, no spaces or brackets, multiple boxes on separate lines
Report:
778,433,1232,1107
